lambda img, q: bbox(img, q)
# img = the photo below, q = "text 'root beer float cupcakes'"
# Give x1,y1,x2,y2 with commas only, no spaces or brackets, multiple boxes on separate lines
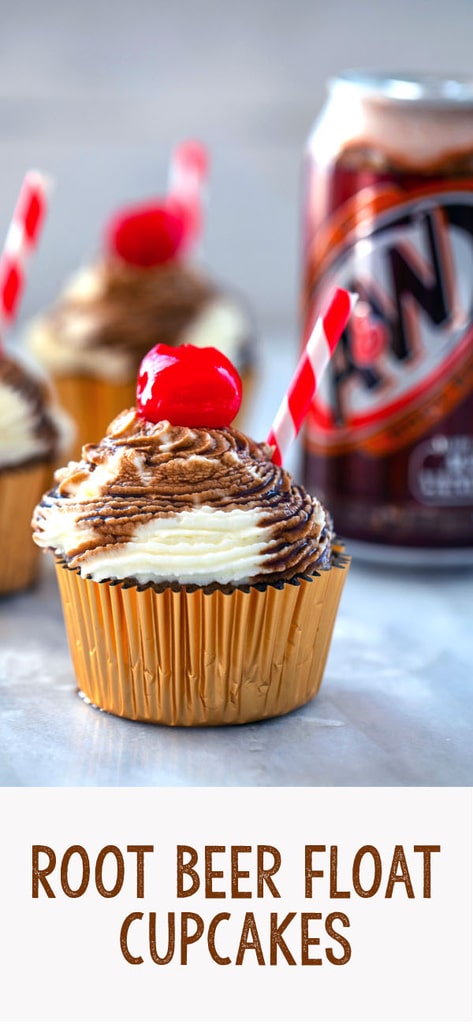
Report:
27,143,256,461
0,350,72,594
32,343,349,726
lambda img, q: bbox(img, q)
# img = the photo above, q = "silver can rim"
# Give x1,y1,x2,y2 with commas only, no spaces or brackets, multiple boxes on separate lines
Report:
329,70,473,108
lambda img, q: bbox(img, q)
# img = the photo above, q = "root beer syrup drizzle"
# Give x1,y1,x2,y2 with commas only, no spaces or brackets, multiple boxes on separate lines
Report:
301,72,473,564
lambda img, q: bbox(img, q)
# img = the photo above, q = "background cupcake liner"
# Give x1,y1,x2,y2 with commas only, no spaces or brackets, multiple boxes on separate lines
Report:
54,554,350,726
0,462,54,595
54,367,255,462
235,366,257,431
53,375,137,460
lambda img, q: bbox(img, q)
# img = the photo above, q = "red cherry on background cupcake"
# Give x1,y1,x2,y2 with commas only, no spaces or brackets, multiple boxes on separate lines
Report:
136,344,242,427
105,203,187,268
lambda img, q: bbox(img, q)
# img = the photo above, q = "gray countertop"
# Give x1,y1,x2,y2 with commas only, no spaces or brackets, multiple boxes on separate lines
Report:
1,553,472,787
1,333,472,788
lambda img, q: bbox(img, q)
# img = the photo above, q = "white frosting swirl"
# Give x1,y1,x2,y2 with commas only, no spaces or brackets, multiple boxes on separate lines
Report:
27,263,252,382
32,414,331,588
0,351,74,469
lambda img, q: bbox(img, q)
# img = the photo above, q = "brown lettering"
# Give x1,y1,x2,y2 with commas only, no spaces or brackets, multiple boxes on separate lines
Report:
32,845,56,898
257,846,281,898
95,845,125,898
330,846,350,898
326,912,351,965
180,913,204,965
208,913,231,965
61,845,90,898
235,912,265,965
231,846,252,899
120,912,143,964
270,912,296,965
413,845,441,898
205,846,225,898
385,845,415,898
149,912,175,964
301,912,323,965
352,846,382,898
176,846,200,898
304,845,326,898
127,845,154,898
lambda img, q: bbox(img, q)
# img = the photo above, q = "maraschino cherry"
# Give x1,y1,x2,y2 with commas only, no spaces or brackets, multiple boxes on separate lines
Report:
104,140,208,268
136,343,242,428
105,203,187,268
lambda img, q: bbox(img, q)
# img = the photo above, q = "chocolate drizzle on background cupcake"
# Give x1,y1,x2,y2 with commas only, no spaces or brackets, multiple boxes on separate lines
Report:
27,193,255,384
47,261,241,358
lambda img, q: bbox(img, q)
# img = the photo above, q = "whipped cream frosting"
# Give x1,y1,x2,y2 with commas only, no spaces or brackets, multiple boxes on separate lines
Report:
32,409,332,588
0,352,73,469
28,260,253,383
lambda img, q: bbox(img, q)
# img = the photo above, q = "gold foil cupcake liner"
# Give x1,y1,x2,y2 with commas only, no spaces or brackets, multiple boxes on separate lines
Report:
0,462,54,595
53,375,137,460
54,553,350,726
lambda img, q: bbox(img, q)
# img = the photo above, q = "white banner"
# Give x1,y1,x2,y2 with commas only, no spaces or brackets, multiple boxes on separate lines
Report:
0,787,471,1023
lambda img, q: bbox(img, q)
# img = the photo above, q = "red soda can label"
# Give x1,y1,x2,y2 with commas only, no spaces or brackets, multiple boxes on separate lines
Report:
304,180,473,459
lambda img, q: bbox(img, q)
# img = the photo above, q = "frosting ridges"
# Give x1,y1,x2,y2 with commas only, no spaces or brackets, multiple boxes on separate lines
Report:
32,410,332,586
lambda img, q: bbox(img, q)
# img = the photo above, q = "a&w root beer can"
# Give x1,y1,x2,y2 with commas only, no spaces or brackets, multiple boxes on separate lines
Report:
301,72,473,564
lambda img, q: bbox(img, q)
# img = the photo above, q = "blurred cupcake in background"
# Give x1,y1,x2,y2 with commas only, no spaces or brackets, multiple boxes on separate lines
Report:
0,348,73,594
0,168,74,593
27,141,256,461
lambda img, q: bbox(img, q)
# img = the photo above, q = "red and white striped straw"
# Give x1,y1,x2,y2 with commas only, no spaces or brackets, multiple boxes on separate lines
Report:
267,287,357,465
0,170,52,351
167,140,209,245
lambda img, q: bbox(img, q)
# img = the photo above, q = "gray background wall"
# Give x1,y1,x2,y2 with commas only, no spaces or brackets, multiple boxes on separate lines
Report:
1,0,472,350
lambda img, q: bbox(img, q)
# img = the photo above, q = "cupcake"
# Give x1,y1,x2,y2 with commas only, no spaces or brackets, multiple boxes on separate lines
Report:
32,343,349,726
27,195,255,462
0,348,73,594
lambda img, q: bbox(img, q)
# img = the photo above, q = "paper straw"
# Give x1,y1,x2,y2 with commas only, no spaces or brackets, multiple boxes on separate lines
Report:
0,170,52,351
267,288,358,465
167,140,209,244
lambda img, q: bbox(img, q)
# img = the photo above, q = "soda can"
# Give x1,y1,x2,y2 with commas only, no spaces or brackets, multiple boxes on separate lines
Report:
301,71,473,564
